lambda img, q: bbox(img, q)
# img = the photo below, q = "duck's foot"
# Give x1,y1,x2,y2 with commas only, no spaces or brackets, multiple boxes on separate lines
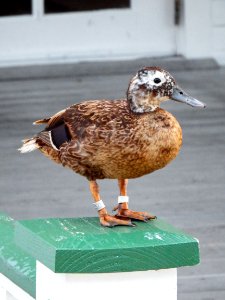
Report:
115,208,156,222
100,213,135,227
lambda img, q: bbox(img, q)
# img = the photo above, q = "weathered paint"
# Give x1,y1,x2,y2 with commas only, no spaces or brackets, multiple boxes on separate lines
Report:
0,213,36,298
15,217,200,273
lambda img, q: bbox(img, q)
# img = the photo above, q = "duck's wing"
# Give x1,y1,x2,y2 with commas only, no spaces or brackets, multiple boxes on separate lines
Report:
31,107,70,152
34,99,129,151
63,99,130,138
33,109,66,129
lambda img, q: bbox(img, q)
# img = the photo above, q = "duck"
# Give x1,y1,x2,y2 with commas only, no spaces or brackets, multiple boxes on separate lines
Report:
19,67,206,227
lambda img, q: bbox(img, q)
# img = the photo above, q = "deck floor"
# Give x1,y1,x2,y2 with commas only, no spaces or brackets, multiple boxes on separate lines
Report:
0,63,224,299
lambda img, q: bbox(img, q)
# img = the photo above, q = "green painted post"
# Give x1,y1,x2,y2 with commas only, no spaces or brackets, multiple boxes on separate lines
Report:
0,214,200,300
15,217,200,273
0,213,36,299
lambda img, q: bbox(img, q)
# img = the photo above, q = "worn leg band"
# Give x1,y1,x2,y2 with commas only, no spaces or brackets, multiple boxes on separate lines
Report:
118,196,129,204
93,200,105,211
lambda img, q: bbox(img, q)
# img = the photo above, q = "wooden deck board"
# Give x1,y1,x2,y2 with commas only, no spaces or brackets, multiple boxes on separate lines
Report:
0,65,224,299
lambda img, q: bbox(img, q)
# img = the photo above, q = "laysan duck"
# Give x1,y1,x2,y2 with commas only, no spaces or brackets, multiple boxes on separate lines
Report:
19,67,205,227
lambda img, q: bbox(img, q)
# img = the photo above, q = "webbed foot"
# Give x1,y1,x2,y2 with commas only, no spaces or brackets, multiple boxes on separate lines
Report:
99,213,135,227
114,207,156,222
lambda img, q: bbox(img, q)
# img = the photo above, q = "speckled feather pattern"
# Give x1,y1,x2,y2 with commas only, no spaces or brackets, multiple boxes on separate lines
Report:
37,99,182,180
127,67,175,113
19,66,205,227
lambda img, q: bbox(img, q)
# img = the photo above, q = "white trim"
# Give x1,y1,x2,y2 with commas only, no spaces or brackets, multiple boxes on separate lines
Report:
32,0,44,19
0,50,172,68
0,15,33,23
36,261,177,300
0,274,34,300
0,284,7,300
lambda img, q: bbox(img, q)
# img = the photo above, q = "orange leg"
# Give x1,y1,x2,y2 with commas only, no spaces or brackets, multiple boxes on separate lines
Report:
89,180,133,227
114,179,156,222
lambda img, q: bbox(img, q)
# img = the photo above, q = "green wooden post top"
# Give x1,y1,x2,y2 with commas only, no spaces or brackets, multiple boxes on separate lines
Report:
15,217,200,273
0,213,36,298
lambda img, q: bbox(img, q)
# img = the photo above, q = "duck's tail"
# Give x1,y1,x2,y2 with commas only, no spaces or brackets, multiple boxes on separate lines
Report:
18,138,39,153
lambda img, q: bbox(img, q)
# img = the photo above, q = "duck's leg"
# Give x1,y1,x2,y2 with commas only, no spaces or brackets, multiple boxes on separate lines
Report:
114,179,156,222
89,180,133,227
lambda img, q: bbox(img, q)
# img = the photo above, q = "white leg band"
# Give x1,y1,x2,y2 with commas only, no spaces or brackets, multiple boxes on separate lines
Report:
118,196,129,203
93,200,105,211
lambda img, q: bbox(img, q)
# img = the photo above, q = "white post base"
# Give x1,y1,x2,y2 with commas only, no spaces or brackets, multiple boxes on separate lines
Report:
0,284,7,300
36,261,177,300
0,274,34,300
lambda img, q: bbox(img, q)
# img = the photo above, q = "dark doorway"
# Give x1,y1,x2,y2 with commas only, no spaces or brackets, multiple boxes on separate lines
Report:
0,1,32,17
45,0,130,14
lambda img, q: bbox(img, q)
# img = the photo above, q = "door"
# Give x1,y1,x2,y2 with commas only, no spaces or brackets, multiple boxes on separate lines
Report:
0,0,177,66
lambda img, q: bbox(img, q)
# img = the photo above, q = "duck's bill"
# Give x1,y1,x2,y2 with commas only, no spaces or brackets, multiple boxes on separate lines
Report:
171,87,206,108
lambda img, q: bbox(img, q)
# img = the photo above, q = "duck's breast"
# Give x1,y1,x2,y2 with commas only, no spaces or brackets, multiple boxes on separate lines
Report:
98,108,182,179
142,109,182,173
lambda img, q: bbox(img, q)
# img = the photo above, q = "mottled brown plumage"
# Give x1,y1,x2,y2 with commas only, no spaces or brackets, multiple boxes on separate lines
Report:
59,100,182,180
19,67,205,227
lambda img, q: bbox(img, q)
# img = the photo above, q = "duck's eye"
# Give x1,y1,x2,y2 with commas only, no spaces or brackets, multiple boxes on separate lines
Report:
154,78,161,84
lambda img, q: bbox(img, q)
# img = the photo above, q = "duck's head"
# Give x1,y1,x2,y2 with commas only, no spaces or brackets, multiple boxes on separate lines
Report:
127,66,206,113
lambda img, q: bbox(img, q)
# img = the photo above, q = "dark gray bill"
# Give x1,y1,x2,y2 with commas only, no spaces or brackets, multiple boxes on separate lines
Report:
171,86,206,108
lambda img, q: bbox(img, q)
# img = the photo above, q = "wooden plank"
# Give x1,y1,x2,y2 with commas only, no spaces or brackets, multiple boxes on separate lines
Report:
0,66,224,299
0,58,219,81
0,213,36,298
15,217,199,273
180,290,225,300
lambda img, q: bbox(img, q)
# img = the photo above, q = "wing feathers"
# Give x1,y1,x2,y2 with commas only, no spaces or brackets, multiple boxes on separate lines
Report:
37,131,52,148
33,109,66,129
33,118,50,125
18,138,38,153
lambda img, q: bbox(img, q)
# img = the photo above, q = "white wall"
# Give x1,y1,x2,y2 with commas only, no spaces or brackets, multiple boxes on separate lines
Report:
212,0,225,65
0,0,176,66
177,0,225,65
0,0,224,66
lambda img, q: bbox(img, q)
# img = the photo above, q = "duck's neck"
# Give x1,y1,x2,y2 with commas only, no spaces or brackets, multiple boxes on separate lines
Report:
127,87,160,113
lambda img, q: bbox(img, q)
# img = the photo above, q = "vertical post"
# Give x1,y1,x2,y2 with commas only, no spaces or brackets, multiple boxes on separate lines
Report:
177,0,212,58
0,274,34,300
36,262,177,300
15,217,199,300
0,285,7,300
32,0,44,19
